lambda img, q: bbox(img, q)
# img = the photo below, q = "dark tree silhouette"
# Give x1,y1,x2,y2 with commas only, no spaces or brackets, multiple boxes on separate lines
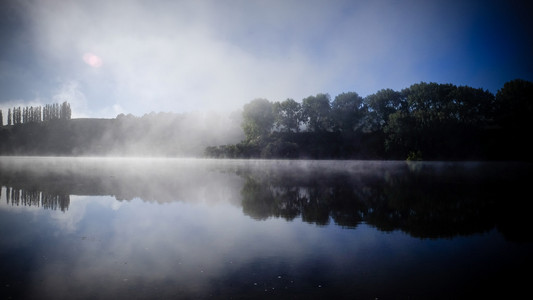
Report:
331,92,366,132
206,79,533,161
364,88,404,131
494,79,533,160
242,98,275,143
60,101,72,120
274,98,302,133
301,93,332,132
13,107,21,125
495,79,533,131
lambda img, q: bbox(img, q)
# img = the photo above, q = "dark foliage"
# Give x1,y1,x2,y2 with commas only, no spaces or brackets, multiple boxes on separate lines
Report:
206,79,532,161
1,79,532,160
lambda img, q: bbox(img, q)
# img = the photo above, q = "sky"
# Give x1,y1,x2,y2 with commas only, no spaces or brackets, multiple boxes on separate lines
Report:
0,0,532,118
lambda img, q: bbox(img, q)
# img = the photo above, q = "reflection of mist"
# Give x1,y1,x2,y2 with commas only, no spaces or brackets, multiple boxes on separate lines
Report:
0,157,245,206
1,158,532,299
18,196,336,299
0,157,530,242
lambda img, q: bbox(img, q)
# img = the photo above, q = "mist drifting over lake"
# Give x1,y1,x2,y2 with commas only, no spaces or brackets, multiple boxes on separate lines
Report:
1,0,533,299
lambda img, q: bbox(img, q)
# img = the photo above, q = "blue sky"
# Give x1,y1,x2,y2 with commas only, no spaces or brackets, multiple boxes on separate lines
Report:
0,0,532,118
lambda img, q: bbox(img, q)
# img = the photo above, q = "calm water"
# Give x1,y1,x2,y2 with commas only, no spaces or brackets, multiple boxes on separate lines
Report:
0,157,531,299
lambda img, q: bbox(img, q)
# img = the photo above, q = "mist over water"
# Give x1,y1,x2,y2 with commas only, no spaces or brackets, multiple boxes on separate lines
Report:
1,157,529,229
0,157,531,299
2,0,532,296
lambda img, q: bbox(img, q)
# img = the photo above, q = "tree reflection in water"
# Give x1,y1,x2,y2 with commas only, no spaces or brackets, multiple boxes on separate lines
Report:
0,157,530,241
239,161,531,242
2,186,70,212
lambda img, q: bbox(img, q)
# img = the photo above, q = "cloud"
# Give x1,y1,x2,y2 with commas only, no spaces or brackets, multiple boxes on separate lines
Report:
2,0,529,117
51,80,89,118
22,0,339,116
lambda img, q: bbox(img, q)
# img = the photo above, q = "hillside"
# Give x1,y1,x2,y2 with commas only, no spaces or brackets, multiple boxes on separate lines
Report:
0,113,243,156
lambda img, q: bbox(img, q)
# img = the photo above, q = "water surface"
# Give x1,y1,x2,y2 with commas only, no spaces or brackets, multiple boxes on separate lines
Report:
1,157,531,299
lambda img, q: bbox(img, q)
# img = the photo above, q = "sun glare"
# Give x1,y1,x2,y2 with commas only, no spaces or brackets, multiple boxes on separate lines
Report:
83,53,103,67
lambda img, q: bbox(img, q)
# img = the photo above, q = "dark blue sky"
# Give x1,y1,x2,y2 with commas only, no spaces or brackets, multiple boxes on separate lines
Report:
1,0,532,118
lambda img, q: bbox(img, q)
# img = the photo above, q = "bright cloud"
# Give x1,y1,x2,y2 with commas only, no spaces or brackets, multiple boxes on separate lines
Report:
0,0,531,118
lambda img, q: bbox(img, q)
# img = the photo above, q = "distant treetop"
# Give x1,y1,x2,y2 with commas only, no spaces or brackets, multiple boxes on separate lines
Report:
1,101,71,126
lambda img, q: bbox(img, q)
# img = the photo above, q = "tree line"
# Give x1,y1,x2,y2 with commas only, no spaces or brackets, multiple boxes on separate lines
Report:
0,101,72,126
205,79,533,161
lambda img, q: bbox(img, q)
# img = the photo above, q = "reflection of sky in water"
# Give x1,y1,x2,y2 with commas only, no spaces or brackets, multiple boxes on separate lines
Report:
0,192,525,299
1,158,532,299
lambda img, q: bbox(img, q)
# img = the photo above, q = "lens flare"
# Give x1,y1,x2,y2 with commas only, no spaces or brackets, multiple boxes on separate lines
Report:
83,53,103,67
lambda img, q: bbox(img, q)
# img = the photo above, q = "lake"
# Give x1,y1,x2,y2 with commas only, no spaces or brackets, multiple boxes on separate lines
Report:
1,157,531,299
